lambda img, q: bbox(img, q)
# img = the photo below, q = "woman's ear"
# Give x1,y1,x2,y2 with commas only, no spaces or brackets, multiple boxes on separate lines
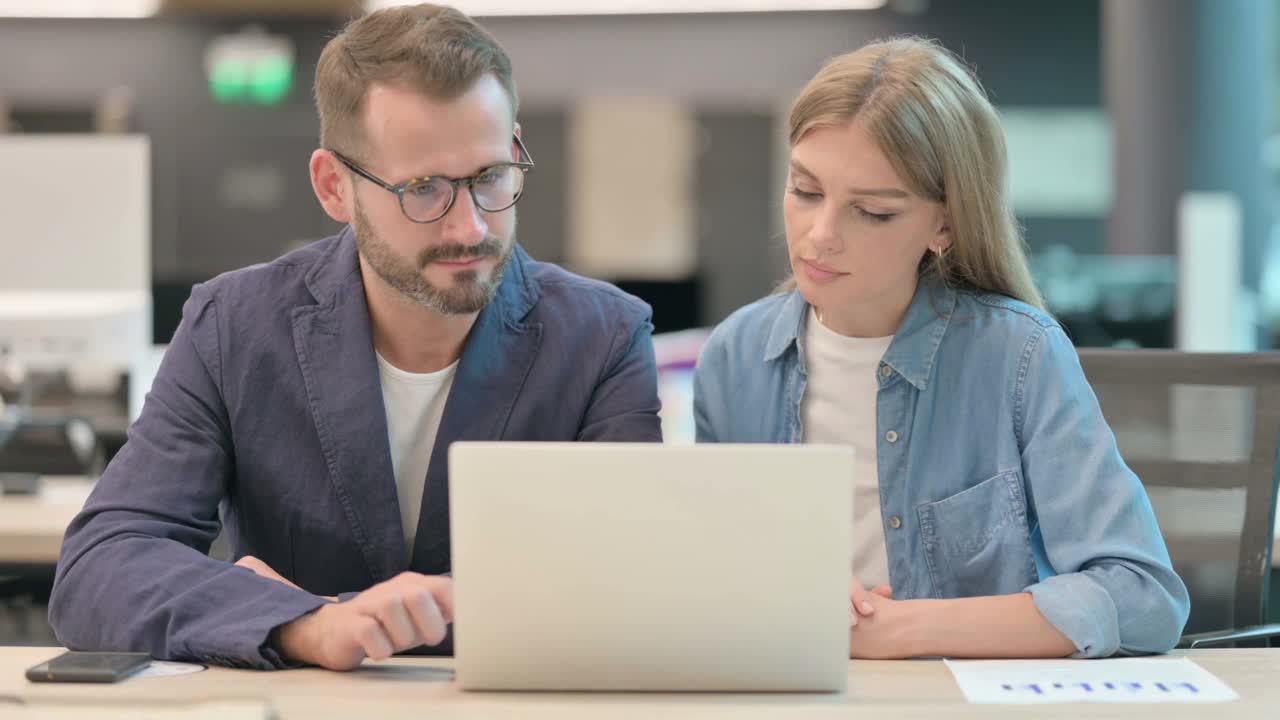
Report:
933,207,953,253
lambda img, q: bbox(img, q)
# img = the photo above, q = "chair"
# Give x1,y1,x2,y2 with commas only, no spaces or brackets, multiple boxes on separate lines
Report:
1077,350,1280,647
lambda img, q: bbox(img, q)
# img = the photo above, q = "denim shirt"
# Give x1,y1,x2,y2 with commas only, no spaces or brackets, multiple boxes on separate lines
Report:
693,280,1190,657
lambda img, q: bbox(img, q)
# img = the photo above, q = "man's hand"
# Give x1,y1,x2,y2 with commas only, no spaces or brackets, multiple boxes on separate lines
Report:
235,556,302,591
235,555,338,601
275,572,453,671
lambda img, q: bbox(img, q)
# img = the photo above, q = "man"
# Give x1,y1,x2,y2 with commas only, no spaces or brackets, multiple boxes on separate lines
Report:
49,4,662,671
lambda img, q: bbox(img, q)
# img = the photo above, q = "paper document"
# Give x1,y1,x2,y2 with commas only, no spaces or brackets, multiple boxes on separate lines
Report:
944,657,1239,704
135,660,207,679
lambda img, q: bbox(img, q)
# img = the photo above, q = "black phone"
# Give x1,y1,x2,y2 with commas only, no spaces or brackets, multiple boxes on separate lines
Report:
25,651,151,683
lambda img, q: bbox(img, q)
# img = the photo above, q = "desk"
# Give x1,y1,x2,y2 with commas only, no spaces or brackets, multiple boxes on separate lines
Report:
1,647,1277,719
0,477,91,571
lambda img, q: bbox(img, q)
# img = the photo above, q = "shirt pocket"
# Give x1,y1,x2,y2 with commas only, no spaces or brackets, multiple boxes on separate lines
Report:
916,469,1037,598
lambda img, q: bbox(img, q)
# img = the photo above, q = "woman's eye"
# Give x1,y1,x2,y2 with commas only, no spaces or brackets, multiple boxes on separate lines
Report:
855,207,896,223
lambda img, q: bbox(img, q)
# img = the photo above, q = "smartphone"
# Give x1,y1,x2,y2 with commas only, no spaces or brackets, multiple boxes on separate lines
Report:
25,651,151,683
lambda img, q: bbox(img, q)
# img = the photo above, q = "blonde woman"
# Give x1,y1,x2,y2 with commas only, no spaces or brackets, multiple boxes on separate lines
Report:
693,38,1188,659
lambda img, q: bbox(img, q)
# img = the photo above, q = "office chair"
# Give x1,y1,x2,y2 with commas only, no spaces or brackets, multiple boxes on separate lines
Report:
1078,349,1280,648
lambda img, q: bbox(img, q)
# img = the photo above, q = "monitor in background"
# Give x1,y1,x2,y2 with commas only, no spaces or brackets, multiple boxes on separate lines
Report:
0,135,152,421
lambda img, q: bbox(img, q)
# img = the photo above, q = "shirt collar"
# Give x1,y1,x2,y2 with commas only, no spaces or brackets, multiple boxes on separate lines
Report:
762,279,956,391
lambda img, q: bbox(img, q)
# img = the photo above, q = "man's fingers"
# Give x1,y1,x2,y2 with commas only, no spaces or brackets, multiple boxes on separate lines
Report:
388,572,454,623
353,615,394,661
405,587,449,647
339,573,455,661
871,585,893,599
428,579,454,624
374,597,419,651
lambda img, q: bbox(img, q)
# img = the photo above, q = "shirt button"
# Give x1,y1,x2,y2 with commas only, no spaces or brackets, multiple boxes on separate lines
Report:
885,430,899,443
880,365,892,378
890,516,903,529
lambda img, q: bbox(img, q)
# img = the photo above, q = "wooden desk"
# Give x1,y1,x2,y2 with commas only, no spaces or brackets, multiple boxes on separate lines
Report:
0,477,91,569
1,647,1277,719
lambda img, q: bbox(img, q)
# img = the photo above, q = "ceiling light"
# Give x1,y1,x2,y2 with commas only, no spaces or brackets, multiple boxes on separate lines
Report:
0,0,161,18
365,1,886,17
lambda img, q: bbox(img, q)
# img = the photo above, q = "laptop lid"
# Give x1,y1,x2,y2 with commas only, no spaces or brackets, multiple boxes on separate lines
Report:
449,442,853,692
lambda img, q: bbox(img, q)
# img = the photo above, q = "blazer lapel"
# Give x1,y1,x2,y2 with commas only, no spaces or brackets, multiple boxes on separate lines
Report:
292,228,406,585
411,247,543,573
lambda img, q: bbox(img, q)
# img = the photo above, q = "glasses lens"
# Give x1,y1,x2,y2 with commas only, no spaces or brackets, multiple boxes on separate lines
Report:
401,178,453,222
471,165,525,212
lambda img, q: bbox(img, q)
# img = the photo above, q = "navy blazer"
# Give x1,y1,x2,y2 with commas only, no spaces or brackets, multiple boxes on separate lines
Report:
49,228,662,668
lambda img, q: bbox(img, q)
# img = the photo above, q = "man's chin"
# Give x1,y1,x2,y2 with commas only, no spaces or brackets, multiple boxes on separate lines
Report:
414,274,499,315
434,286,498,316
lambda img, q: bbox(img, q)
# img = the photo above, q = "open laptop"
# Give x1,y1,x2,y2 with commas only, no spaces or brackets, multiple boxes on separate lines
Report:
448,442,853,692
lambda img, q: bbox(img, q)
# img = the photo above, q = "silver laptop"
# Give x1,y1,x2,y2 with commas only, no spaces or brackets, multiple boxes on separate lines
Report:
448,442,853,692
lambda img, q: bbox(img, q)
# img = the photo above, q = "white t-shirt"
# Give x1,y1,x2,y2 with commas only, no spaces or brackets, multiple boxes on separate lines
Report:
800,307,894,590
376,353,458,561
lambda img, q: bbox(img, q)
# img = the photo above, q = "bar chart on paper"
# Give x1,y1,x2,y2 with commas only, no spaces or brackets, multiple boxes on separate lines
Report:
944,657,1239,704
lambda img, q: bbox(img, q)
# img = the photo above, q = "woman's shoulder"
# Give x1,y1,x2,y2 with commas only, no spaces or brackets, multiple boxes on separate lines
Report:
948,288,1063,344
716,291,796,334
700,292,800,367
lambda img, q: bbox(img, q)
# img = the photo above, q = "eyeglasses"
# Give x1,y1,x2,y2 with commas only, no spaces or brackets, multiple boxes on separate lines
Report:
330,135,534,224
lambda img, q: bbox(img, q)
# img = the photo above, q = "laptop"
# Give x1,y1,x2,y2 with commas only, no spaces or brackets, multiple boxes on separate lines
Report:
448,442,853,692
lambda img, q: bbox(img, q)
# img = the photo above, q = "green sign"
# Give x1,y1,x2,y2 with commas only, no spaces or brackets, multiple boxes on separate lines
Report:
209,55,293,105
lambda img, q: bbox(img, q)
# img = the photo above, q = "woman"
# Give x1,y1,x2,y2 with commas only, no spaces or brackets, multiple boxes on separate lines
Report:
693,37,1188,659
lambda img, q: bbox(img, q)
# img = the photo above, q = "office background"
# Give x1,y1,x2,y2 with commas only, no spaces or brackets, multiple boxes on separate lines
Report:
6,0,1249,342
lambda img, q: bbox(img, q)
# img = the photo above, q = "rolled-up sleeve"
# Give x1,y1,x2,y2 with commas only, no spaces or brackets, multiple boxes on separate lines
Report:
49,285,327,669
1016,325,1190,657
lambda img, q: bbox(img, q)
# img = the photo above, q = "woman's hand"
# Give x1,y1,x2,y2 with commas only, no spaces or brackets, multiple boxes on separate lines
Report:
849,576,893,627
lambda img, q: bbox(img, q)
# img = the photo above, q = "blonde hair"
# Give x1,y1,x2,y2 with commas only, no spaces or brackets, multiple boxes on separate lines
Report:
781,37,1044,310
315,3,517,160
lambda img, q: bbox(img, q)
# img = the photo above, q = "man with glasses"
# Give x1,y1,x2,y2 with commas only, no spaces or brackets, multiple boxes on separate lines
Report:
50,3,662,671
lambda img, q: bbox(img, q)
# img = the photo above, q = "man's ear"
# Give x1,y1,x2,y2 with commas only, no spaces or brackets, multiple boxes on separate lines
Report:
310,149,353,224
512,122,523,162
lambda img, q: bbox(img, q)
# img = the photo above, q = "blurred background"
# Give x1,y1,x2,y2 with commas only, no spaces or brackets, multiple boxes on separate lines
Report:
1,0,1278,646
3,0,1276,347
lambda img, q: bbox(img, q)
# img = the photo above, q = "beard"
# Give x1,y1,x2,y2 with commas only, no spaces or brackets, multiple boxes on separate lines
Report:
353,197,513,316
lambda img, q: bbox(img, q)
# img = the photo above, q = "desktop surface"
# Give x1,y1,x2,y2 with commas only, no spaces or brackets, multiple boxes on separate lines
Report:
2,647,1278,719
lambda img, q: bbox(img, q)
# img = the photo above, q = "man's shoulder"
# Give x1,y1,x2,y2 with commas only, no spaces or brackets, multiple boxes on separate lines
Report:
195,235,339,311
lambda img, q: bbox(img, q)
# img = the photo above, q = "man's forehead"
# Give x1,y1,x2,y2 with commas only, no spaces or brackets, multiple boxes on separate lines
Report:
361,76,514,129
358,78,514,166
